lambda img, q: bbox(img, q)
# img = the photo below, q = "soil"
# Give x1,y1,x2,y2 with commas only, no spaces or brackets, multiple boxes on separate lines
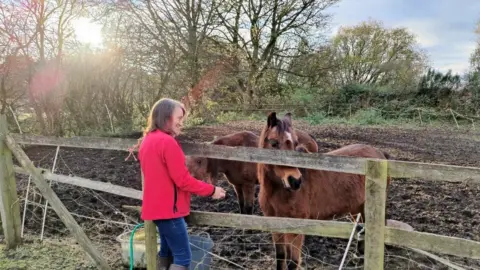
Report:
13,120,480,269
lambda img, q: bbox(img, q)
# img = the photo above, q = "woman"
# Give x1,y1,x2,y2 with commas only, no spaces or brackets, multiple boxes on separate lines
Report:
138,98,226,270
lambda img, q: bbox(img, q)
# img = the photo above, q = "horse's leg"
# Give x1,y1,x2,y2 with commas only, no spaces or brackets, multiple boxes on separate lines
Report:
272,232,287,270
232,183,245,214
284,233,304,270
242,183,256,215
265,204,286,269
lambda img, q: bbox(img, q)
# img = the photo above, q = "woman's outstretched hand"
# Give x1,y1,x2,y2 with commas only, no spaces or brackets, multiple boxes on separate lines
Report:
211,186,226,199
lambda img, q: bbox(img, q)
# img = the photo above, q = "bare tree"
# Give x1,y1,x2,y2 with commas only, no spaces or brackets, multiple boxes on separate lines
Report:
470,21,480,72
17,0,88,135
214,0,339,103
0,2,37,115
125,0,221,91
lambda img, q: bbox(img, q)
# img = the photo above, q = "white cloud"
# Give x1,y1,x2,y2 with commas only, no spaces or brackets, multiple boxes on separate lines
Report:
428,41,477,74
394,19,441,48
454,42,477,53
434,63,468,75
322,0,480,74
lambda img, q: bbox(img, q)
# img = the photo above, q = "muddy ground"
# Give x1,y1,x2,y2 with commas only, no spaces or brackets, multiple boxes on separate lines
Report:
13,120,480,269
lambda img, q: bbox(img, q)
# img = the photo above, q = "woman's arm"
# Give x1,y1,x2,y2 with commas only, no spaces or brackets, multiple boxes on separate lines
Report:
162,137,215,197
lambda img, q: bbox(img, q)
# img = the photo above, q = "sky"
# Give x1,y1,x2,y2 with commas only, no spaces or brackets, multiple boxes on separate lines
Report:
325,0,480,75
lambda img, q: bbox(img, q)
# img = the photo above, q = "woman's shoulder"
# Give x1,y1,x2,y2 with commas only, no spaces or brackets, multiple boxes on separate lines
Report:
145,130,179,147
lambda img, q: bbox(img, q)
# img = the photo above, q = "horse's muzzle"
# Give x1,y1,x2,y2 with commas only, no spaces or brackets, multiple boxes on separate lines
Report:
287,175,302,190
295,146,308,153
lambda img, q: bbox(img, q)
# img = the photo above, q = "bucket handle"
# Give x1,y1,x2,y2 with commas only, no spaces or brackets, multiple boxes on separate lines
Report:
196,231,211,239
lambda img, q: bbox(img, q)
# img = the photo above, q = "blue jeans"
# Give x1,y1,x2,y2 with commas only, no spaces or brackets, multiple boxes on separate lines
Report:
153,217,191,267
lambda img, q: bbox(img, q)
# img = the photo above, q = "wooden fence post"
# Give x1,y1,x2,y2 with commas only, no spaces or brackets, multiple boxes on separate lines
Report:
4,134,111,270
145,221,158,269
141,172,158,269
0,114,22,249
364,159,388,269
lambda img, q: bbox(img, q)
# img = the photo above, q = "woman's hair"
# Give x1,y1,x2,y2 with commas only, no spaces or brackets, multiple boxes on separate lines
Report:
128,98,186,158
143,98,186,137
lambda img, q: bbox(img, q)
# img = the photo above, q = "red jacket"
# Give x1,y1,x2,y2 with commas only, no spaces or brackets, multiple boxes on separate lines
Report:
138,130,215,220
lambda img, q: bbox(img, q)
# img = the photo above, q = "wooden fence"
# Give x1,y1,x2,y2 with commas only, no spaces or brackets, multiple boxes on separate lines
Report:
1,118,480,269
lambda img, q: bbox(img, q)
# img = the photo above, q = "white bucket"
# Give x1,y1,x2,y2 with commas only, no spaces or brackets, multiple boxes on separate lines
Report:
116,228,215,269
116,229,160,268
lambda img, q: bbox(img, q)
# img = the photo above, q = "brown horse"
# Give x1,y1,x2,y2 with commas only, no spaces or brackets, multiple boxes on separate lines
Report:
257,112,391,270
186,129,318,215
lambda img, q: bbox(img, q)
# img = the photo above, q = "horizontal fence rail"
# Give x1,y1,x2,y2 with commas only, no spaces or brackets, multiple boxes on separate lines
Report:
388,161,480,183
11,133,480,183
13,163,480,260
189,212,480,260
6,132,480,267
10,134,367,174
13,166,142,200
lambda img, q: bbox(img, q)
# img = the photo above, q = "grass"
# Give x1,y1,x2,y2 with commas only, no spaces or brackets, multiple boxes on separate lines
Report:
186,108,477,133
301,109,477,132
10,107,476,138
0,237,97,270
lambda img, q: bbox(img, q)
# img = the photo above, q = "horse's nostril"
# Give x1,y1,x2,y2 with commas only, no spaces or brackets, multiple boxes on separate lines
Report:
287,176,302,190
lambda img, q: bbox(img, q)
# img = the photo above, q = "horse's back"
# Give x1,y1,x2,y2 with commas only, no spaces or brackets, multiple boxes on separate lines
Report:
213,131,259,148
326,144,388,159
325,144,391,185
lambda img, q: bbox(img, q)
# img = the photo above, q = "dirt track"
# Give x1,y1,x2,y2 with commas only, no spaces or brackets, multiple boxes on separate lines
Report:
15,120,480,269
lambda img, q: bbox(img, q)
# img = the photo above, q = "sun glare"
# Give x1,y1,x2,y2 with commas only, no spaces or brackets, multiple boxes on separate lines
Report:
72,17,103,47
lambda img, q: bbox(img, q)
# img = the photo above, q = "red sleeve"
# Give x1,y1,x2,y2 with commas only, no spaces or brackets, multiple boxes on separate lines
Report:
162,137,215,197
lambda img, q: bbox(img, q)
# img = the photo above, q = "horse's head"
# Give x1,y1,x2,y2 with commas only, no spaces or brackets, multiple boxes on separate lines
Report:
186,156,220,185
259,112,304,191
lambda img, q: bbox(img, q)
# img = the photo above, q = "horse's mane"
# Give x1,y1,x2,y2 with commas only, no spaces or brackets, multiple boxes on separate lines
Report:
258,126,268,149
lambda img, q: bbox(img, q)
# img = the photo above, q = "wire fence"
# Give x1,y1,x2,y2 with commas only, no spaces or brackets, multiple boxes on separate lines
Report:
11,143,479,269
3,103,478,270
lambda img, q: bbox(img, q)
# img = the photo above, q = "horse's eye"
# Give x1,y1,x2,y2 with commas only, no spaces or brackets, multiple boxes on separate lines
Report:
196,160,202,164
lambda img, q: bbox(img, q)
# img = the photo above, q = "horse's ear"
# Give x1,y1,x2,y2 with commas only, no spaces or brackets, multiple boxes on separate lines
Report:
267,112,277,127
283,112,293,127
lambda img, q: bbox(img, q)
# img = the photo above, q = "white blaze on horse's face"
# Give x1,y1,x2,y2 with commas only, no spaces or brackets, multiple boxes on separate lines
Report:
269,128,295,150
285,132,293,145
271,130,303,190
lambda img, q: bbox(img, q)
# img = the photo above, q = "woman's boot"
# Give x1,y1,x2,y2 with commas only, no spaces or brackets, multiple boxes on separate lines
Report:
157,256,173,270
